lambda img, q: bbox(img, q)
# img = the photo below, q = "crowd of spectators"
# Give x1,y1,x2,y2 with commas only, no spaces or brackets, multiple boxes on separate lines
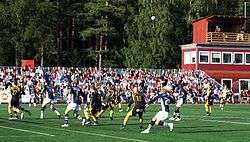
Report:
0,66,249,104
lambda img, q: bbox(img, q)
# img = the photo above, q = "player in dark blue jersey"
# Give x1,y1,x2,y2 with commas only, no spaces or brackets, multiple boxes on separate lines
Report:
40,81,61,119
141,87,174,133
169,82,189,121
61,82,85,127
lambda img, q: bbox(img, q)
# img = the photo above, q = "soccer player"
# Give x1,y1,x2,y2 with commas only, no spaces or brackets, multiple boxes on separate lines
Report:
219,84,229,110
121,84,146,129
141,90,174,133
205,82,213,116
83,85,101,126
169,83,189,121
96,85,116,120
40,81,61,119
9,79,31,120
61,82,85,127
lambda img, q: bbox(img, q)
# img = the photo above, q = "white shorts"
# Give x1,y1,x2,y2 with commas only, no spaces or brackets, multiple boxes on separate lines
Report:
176,98,183,108
66,103,80,111
42,98,55,107
155,111,169,121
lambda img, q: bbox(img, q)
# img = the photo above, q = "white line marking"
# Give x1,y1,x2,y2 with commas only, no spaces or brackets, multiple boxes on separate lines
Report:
182,115,250,120
202,119,250,125
0,125,55,137
44,126,149,142
0,119,149,142
0,136,44,138
21,124,150,142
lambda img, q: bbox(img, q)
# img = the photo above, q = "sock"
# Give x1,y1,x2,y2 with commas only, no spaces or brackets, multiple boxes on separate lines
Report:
52,107,60,116
40,110,44,118
123,111,132,126
164,122,168,127
147,121,155,130
118,103,122,109
64,114,69,125
172,112,176,118
109,110,114,120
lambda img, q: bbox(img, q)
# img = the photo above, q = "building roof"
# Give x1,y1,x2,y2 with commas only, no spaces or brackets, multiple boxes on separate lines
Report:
192,15,247,24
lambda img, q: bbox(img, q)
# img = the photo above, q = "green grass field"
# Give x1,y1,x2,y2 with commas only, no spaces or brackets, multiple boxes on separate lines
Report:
0,104,250,142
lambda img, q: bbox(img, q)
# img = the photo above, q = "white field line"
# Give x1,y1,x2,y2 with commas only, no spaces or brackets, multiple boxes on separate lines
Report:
181,115,250,120
0,125,55,137
0,135,44,138
0,119,150,142
202,119,250,125
41,125,150,142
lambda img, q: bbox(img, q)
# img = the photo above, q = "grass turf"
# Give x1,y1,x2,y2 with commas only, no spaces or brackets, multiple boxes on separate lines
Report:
0,104,250,142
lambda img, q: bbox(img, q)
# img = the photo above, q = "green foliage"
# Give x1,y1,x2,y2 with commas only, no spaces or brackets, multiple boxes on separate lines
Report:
0,0,247,68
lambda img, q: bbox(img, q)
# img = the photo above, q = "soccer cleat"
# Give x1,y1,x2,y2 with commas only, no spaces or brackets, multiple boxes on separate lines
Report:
9,117,14,120
81,119,86,126
92,122,99,126
175,118,181,121
141,129,150,134
168,123,174,132
120,124,126,130
85,121,91,125
61,124,69,128
118,109,123,112
110,117,113,121
169,117,175,121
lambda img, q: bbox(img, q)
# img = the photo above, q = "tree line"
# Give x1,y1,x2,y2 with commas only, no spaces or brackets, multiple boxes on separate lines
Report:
0,0,245,68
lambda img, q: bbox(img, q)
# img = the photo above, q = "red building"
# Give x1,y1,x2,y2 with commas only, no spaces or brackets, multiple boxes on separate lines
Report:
181,15,250,93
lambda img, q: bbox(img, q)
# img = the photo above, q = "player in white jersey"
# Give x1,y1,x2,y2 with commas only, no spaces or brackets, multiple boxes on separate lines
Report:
169,83,189,121
141,87,174,133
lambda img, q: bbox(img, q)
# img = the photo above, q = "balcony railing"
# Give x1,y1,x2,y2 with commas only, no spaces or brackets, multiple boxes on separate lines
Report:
206,32,250,44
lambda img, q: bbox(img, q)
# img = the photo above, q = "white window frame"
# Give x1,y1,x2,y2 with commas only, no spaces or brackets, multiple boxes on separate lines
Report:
184,51,197,65
191,51,197,64
233,52,244,65
239,79,250,93
211,51,221,64
184,52,190,64
245,52,250,65
221,78,232,89
199,51,209,64
222,52,232,64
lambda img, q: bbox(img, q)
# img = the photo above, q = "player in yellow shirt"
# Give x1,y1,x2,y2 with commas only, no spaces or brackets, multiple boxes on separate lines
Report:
121,84,146,129
204,82,213,116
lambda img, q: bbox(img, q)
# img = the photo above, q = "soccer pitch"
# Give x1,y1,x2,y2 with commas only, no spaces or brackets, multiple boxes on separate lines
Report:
0,104,250,142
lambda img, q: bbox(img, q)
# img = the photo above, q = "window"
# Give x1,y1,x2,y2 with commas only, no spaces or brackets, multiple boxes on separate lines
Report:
221,79,232,89
234,53,244,64
245,53,250,64
184,51,196,64
211,52,221,64
199,51,209,64
184,52,190,64
239,79,250,93
222,52,232,64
